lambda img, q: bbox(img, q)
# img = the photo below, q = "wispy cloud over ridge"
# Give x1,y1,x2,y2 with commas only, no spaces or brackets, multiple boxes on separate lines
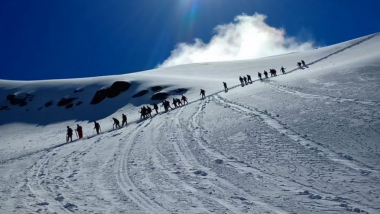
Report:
159,13,314,67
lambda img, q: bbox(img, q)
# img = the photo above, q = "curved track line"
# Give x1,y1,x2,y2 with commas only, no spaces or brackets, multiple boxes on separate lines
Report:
214,94,378,175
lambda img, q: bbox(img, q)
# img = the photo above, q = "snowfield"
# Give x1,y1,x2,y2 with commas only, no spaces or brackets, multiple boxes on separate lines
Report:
1,33,380,214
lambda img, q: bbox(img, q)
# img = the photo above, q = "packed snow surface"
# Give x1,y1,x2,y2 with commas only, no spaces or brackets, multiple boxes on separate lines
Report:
1,34,380,214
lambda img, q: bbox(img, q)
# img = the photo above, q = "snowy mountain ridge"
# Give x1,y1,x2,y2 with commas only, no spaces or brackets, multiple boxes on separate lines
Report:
1,33,380,214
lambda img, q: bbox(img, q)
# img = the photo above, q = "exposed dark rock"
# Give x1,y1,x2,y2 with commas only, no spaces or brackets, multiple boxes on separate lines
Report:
0,106,9,111
7,94,28,107
6,94,16,101
65,103,74,109
173,88,188,93
19,101,27,107
44,101,53,107
106,81,131,98
132,90,149,98
38,107,43,111
74,88,84,93
90,88,108,105
151,92,168,101
151,86,164,92
90,81,131,104
194,170,208,176
57,97,78,107
76,101,83,106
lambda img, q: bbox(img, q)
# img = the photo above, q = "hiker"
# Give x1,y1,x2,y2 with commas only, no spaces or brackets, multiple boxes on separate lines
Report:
301,60,306,67
76,124,83,139
273,69,277,76
67,126,73,142
243,76,248,85
122,114,127,127
223,82,228,92
162,100,171,112
181,95,188,105
258,72,262,80
153,103,159,114
200,89,206,99
94,121,101,134
239,76,244,86
113,117,120,129
146,106,152,117
173,98,178,108
281,67,286,74
140,106,147,119
247,75,252,83
264,70,269,78
297,62,302,68
176,98,182,107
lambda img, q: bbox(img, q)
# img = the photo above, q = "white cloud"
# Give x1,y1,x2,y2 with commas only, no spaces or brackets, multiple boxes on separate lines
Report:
159,13,314,67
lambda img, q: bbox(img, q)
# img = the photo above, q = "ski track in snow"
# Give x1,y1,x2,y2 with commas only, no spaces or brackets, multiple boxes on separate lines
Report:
266,81,380,107
214,94,378,175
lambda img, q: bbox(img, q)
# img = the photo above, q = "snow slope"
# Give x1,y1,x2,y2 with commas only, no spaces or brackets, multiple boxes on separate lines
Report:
0,33,380,214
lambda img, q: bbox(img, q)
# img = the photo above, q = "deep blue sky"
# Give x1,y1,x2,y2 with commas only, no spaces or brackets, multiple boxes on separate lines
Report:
0,0,379,80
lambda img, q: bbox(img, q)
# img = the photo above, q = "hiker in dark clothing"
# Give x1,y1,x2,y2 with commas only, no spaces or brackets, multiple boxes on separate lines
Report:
243,76,248,85
247,75,252,83
200,89,206,99
181,95,188,105
281,67,286,74
176,98,182,107
67,126,73,142
264,70,269,78
140,106,147,119
273,69,277,76
301,60,306,67
258,72,262,81
239,76,244,86
94,121,101,135
122,114,127,127
223,82,228,92
173,98,178,108
153,103,159,114
146,106,152,117
76,124,83,139
162,100,172,112
113,117,120,129
297,62,302,68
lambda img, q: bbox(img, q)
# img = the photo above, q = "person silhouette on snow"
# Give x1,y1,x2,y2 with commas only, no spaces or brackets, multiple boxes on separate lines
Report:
122,114,127,127
281,67,286,74
239,76,244,86
297,62,302,68
243,76,248,85
76,124,83,139
67,126,73,142
301,60,306,67
113,117,120,129
153,103,159,114
223,82,228,92
247,75,252,83
94,121,101,135
146,106,152,117
181,95,188,105
258,72,262,81
264,70,269,79
200,89,206,99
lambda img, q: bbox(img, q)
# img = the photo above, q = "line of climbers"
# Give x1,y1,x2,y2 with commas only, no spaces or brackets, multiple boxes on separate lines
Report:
66,94,195,142
66,60,308,142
